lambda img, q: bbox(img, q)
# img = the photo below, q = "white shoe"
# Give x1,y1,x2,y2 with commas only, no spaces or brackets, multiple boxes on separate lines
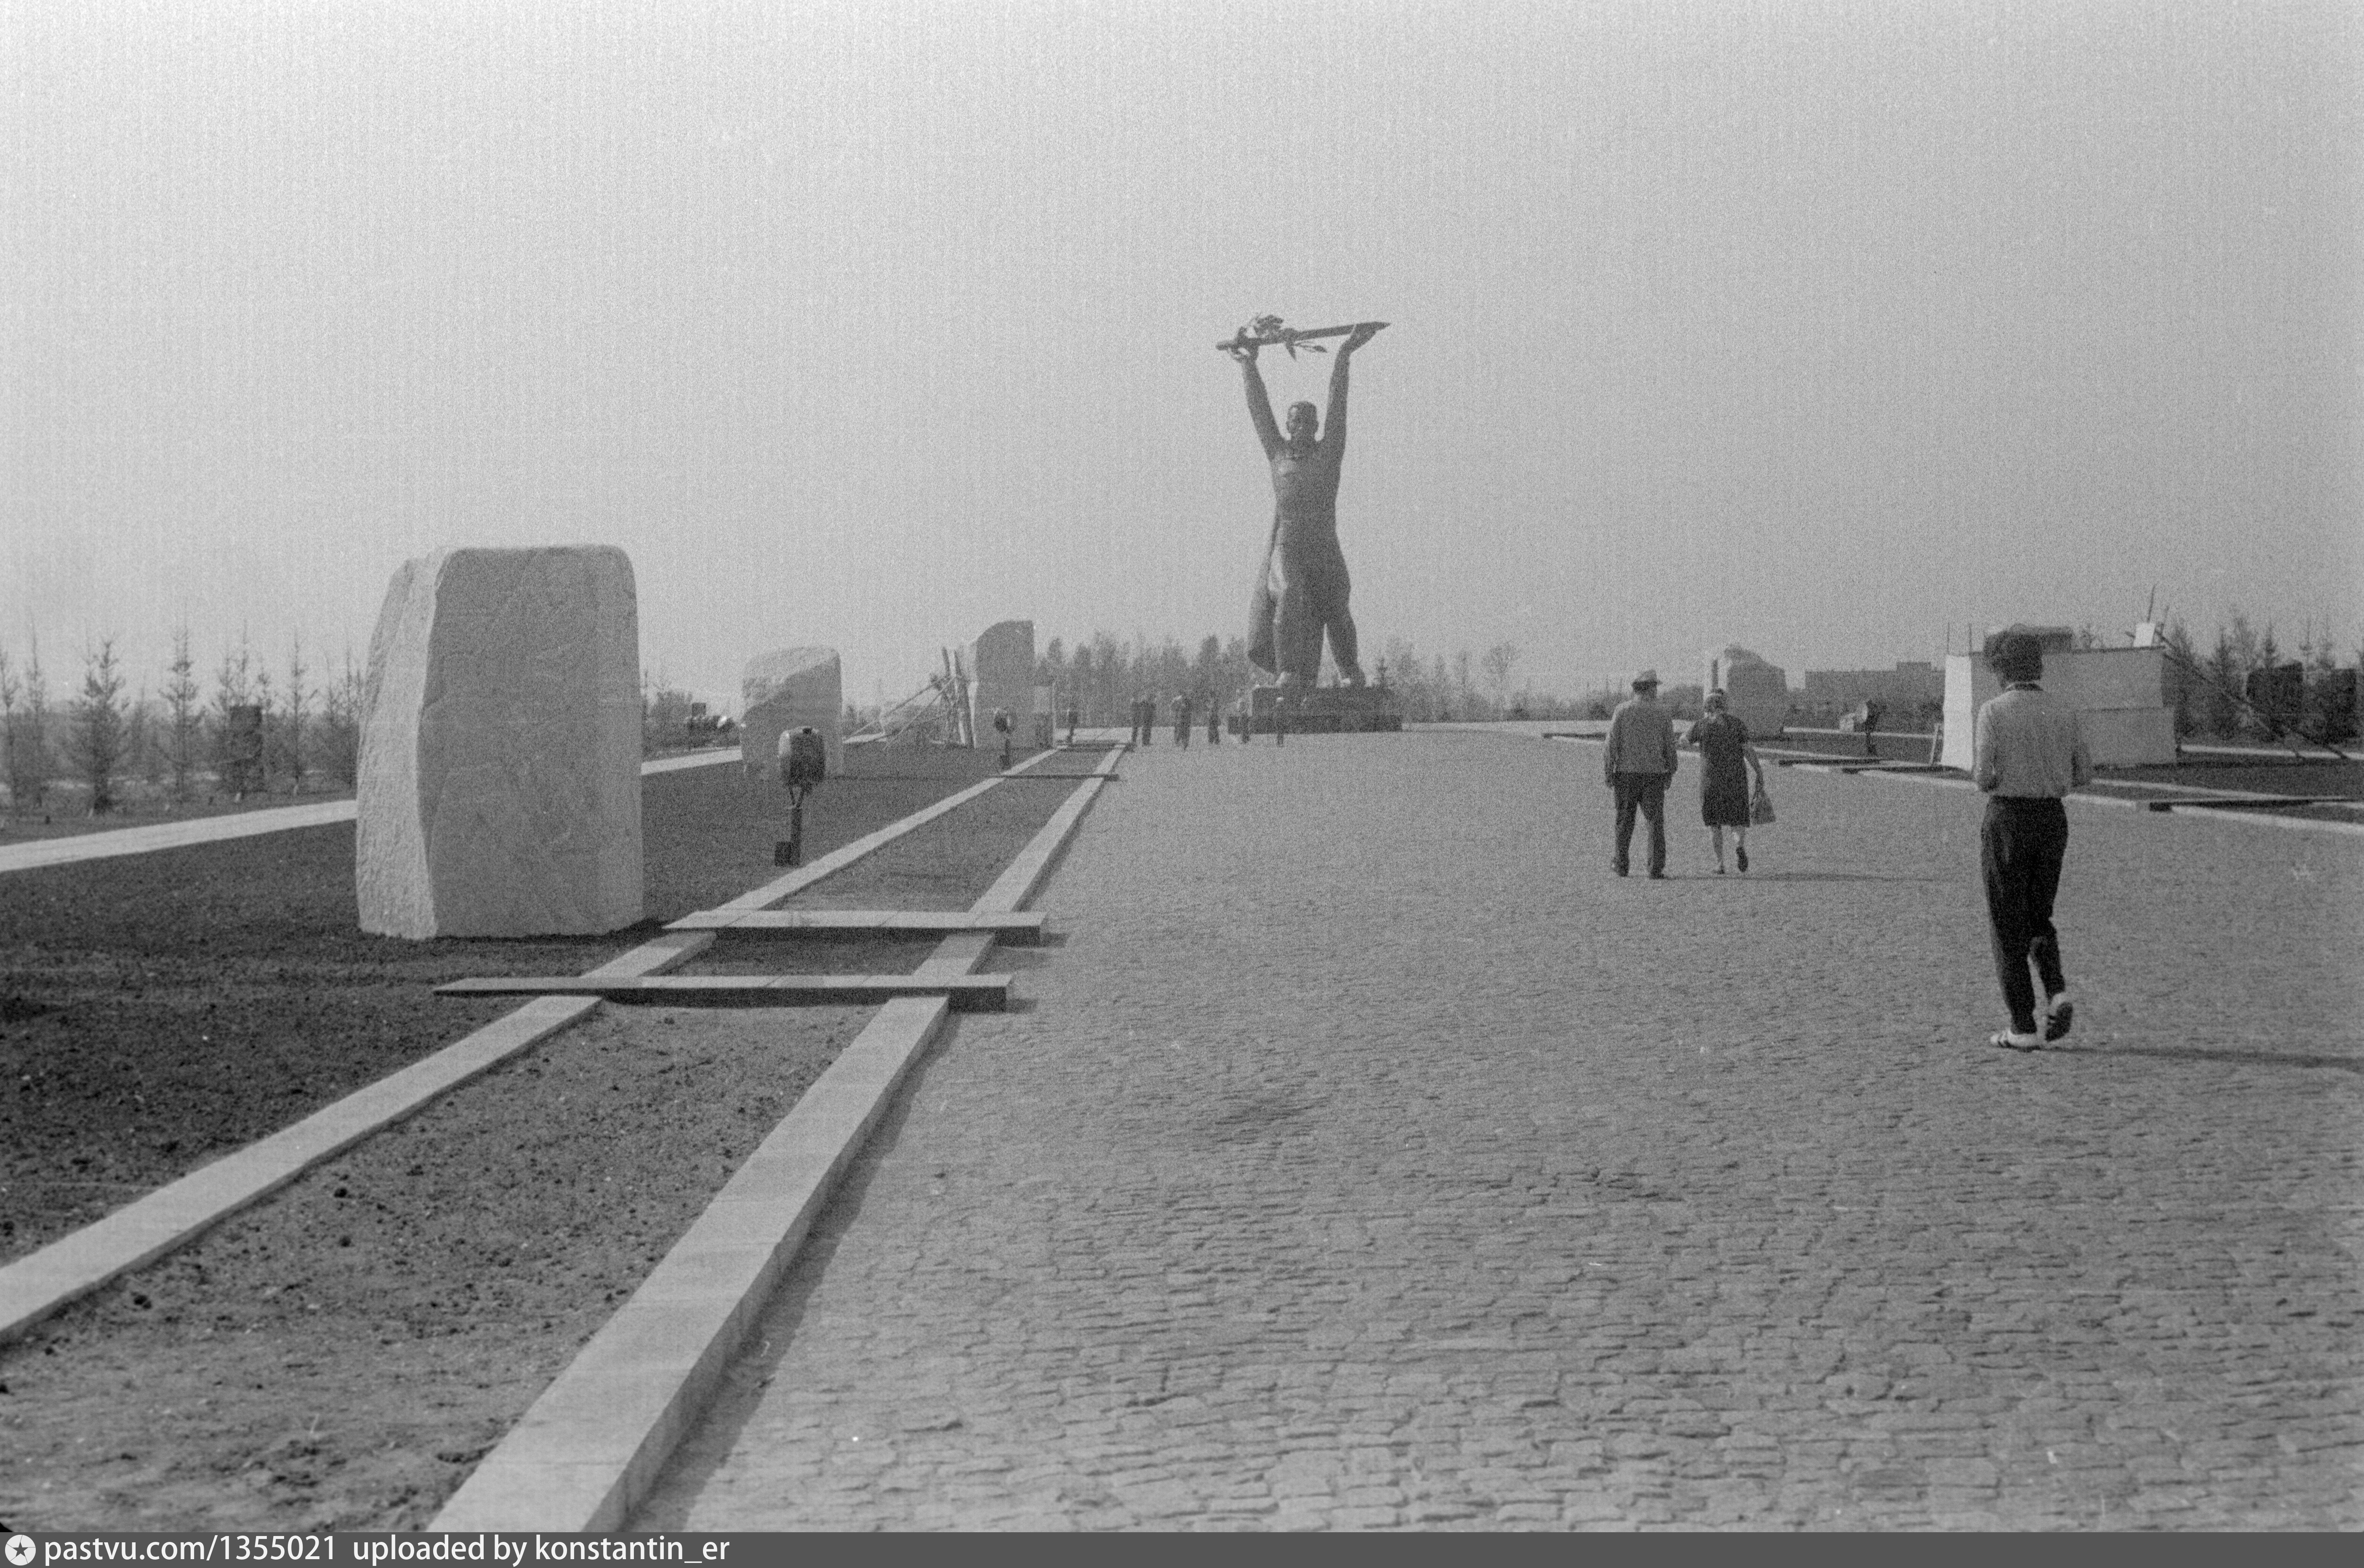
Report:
1988,1028,2043,1053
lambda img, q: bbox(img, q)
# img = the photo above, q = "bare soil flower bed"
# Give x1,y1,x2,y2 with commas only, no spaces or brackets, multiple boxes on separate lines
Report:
0,746,1100,1531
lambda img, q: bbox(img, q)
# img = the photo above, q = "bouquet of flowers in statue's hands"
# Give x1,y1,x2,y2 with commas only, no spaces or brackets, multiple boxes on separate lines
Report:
1221,314,1327,358
1255,315,1325,356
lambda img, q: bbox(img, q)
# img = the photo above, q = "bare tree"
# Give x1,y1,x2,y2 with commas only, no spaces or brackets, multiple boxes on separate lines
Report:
211,634,262,798
0,648,16,817
1480,643,1521,715
127,684,162,787
251,665,276,790
10,636,52,815
73,639,128,815
280,635,310,792
316,648,365,788
164,626,201,803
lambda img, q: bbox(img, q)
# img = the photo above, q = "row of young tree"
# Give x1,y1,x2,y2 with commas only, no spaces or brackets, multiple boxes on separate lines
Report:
1019,632,1553,727
2156,615,2361,743
0,632,366,819
1019,614,2363,740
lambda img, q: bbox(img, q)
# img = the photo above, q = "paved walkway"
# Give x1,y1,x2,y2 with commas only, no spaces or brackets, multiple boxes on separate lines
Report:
0,751,737,875
636,730,2363,1530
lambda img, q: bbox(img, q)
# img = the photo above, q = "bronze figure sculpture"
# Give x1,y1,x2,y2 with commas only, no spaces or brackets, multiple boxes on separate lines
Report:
1226,317,1387,691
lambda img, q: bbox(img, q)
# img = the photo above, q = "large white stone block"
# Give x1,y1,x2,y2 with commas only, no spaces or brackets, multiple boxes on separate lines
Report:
357,546,643,938
1941,646,2175,769
967,620,1035,749
740,647,843,785
1701,646,1788,738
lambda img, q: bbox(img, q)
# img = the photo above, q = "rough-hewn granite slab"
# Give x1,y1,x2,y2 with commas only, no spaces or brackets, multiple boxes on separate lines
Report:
357,546,642,937
739,647,842,787
968,620,1034,753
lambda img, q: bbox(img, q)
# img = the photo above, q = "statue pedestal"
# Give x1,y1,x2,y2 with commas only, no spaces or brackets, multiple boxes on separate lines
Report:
1235,684,1403,735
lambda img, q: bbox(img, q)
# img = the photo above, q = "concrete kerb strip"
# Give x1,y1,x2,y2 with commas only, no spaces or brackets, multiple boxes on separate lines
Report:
431,745,1126,1533
0,751,740,877
0,937,705,1345
710,746,1064,913
0,750,1052,1344
1553,730,2364,839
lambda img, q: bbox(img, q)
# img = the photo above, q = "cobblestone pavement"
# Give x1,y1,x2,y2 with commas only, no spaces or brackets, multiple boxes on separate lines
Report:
636,731,2363,1530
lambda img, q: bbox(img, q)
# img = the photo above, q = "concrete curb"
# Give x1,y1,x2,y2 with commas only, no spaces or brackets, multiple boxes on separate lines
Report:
711,747,1063,912
430,746,1125,1532
0,935,707,1345
0,753,1043,1344
1549,728,2364,838
0,752,740,876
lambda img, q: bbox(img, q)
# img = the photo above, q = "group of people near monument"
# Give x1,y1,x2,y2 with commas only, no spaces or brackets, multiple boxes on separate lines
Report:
1600,629,2092,1052
1224,314,2092,1053
1124,693,1234,748
1601,671,1768,880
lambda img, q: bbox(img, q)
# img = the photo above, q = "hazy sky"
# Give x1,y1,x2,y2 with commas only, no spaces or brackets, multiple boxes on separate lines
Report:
8,0,2359,711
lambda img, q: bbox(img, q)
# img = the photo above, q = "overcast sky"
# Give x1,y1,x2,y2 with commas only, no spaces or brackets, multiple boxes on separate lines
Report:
8,0,2358,711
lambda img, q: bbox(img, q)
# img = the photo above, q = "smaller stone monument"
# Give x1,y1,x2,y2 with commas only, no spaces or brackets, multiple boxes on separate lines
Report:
1941,626,2175,769
1702,647,1788,739
740,647,843,786
967,621,1035,751
357,546,642,938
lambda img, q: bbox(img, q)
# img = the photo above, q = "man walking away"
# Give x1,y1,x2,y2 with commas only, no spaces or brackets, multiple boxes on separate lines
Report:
1604,669,1679,878
1974,629,2093,1052
1174,692,1195,748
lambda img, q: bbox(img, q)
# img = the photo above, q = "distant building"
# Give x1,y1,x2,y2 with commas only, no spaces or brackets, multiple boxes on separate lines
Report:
1798,662,1944,724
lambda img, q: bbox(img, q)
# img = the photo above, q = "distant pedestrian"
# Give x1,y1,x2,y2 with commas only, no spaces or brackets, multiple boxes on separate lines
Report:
1066,702,1080,745
1974,630,2093,1052
1861,696,1886,759
1603,668,1678,878
1174,692,1195,748
1685,689,1765,874
1132,695,1155,747
1206,695,1222,745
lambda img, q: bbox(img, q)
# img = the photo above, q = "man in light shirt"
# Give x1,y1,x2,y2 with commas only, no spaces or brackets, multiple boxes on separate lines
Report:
1973,630,2095,1052
1603,669,1680,879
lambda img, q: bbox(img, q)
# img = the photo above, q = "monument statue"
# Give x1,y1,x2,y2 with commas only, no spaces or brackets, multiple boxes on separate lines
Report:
1225,317,1387,691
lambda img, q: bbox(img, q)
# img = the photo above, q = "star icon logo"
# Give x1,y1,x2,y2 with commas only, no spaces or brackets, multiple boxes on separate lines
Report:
6,1534,36,1567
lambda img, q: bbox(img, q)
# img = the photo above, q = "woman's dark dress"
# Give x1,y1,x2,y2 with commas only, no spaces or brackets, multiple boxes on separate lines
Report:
1688,712,1752,827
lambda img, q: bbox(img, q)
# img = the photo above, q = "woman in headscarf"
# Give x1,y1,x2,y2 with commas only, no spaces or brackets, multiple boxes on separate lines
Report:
1685,689,1766,873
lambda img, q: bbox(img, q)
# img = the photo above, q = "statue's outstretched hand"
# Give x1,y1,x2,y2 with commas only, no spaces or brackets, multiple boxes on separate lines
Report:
1342,321,1386,352
1227,338,1259,364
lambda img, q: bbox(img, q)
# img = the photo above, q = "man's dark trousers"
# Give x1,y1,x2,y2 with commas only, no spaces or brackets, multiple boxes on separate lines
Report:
1612,772,1671,876
1981,796,2068,1034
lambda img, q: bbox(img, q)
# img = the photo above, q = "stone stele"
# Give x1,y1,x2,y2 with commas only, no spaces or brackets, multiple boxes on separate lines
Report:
1702,646,1789,739
967,620,1035,750
357,546,643,938
740,647,844,785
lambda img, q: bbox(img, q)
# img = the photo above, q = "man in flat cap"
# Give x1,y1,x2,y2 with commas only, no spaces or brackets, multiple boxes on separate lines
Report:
1974,629,2093,1052
1603,668,1680,879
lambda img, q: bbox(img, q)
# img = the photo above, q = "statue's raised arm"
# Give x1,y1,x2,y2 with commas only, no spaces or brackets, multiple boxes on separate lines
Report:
1320,321,1384,457
1232,338,1285,459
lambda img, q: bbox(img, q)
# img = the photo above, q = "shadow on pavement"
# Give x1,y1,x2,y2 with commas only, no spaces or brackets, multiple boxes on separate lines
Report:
1701,871,1950,884
2053,1045,2362,1075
